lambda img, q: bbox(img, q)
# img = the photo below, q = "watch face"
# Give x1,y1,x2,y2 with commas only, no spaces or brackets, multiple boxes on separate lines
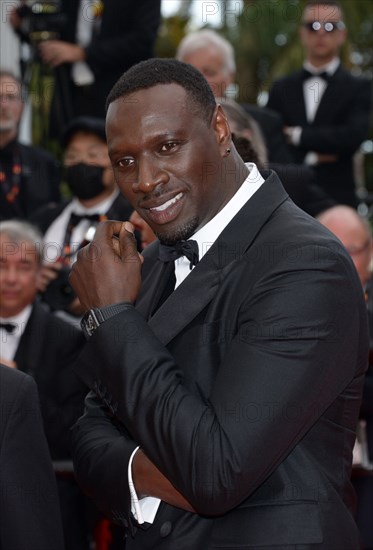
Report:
87,312,97,334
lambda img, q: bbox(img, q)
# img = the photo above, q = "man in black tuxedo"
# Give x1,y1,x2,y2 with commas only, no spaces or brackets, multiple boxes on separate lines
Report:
71,59,368,549
0,70,60,220
0,364,64,550
267,0,372,207
0,220,89,549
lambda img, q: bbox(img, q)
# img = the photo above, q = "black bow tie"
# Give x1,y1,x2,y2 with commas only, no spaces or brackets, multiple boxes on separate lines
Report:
301,68,332,82
68,212,101,228
0,322,17,334
158,240,199,269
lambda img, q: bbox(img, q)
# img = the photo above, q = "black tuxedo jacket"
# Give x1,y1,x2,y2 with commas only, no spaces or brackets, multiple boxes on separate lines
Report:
14,302,86,459
72,172,368,549
267,65,372,206
13,303,89,549
0,142,61,220
0,365,64,550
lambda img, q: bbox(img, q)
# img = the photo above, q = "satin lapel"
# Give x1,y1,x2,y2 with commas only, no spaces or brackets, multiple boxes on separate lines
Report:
14,303,48,377
292,73,308,125
148,171,289,346
135,251,172,319
313,66,344,124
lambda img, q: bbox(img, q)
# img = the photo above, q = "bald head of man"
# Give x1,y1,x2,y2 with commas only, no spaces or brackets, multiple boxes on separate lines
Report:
318,205,372,289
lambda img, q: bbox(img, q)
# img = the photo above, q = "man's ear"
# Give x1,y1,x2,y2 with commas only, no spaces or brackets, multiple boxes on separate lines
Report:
213,104,231,156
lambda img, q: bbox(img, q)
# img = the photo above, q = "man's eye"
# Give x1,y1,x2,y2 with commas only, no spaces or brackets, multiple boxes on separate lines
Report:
160,142,178,153
118,158,135,168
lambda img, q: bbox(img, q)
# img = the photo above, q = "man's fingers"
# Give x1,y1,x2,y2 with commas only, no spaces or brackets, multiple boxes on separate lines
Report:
119,222,141,263
93,220,124,243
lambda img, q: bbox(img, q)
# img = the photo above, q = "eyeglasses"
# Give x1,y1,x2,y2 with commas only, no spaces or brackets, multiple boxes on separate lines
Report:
302,21,345,32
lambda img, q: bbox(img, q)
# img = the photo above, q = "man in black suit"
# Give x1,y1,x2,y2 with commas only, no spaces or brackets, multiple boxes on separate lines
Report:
11,0,161,135
0,220,89,549
71,59,368,549
0,70,60,220
267,0,372,207
176,28,294,164
0,364,64,550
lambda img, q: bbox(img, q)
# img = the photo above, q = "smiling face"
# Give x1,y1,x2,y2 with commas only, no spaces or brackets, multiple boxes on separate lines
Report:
106,83,236,245
0,233,39,317
300,4,347,66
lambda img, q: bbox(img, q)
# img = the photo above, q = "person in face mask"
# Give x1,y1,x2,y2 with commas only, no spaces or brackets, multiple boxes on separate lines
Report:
30,116,134,317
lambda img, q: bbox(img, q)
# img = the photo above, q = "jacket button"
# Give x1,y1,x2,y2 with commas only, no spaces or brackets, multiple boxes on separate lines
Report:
160,521,172,537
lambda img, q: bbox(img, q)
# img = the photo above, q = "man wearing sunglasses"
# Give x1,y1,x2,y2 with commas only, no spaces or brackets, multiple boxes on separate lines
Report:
267,0,371,208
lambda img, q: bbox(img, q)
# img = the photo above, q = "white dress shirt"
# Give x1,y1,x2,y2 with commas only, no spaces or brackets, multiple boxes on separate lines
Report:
289,58,340,166
129,163,265,524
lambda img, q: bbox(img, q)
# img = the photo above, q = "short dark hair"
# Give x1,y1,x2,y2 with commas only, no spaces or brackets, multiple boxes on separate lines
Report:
106,58,216,125
62,116,106,148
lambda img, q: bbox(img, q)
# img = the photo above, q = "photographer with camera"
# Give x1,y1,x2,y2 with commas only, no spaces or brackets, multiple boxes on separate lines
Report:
10,0,161,137
31,116,133,318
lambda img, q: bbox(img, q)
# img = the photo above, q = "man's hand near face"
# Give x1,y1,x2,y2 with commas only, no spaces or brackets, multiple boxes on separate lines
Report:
69,221,143,310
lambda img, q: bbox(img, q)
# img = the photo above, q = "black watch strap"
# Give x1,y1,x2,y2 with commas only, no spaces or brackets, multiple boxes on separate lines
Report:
81,302,133,338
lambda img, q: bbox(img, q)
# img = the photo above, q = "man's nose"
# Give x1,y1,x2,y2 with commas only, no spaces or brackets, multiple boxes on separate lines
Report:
3,266,18,283
132,160,168,193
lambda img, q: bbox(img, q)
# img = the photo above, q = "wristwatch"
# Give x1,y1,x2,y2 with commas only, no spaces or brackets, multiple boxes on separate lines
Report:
81,303,132,338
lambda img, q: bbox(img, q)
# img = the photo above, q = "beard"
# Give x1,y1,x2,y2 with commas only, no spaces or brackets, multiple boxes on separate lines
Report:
157,216,199,246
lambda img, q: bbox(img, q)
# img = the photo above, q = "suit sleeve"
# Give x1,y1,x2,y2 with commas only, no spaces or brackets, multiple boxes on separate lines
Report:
72,241,367,518
72,391,138,530
0,372,64,550
268,77,372,156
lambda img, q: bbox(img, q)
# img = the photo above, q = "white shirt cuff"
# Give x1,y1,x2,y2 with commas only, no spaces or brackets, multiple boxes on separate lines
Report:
290,126,302,146
304,152,318,165
128,446,161,524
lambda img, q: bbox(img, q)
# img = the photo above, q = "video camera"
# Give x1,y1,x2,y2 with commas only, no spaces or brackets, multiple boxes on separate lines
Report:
16,0,67,43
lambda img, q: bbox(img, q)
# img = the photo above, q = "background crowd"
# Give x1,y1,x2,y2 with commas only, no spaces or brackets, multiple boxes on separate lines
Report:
0,1,372,549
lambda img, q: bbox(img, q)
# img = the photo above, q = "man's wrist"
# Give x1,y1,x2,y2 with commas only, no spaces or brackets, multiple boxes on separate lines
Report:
81,302,133,338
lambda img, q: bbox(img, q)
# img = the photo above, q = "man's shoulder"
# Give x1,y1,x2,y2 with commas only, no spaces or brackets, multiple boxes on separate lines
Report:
0,365,35,404
30,302,83,342
18,142,59,166
271,69,302,88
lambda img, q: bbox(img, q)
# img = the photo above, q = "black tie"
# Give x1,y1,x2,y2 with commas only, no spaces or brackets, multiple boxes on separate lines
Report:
0,322,17,334
301,68,331,82
158,240,199,270
68,212,101,228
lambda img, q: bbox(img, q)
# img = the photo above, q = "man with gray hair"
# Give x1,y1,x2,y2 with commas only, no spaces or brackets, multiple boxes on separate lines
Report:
0,70,61,220
0,219,89,549
176,28,293,163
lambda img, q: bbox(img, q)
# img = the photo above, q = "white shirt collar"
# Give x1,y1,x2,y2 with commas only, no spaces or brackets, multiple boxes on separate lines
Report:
0,304,33,326
303,57,340,76
71,189,119,215
174,163,265,288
